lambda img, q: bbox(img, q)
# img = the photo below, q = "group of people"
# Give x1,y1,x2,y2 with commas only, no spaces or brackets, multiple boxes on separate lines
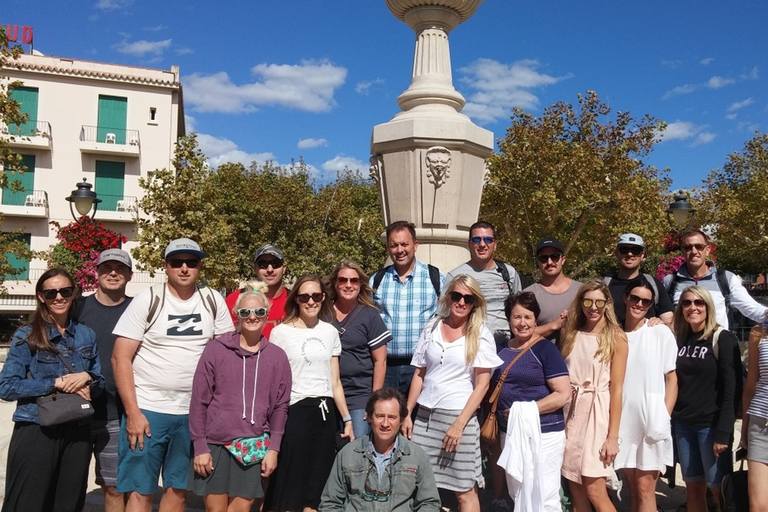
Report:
0,220,766,512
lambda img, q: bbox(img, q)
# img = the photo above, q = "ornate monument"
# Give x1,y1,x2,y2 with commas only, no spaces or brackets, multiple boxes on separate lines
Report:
371,0,494,270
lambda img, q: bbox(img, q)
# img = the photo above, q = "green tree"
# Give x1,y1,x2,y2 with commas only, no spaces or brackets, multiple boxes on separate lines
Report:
702,132,768,276
482,90,671,279
0,26,34,294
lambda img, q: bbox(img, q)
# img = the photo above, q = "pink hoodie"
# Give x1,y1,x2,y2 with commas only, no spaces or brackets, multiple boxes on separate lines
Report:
189,331,292,456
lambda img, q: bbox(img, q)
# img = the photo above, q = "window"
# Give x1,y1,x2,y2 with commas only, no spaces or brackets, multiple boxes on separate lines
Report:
97,95,127,144
9,86,38,136
2,155,35,206
95,160,125,211
3,233,31,281
149,107,157,121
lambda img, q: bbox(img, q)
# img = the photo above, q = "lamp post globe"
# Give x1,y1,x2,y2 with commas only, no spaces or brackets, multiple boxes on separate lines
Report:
665,192,695,230
65,178,102,221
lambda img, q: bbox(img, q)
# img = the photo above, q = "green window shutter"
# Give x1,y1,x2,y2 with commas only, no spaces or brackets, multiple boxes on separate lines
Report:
2,155,35,206
95,160,125,211
4,233,31,281
9,87,38,136
97,95,128,144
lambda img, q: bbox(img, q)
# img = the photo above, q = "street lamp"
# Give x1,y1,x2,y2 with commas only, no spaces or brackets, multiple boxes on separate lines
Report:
65,178,101,221
665,192,695,230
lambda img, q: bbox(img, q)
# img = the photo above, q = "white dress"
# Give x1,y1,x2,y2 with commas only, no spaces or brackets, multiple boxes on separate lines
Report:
614,322,677,471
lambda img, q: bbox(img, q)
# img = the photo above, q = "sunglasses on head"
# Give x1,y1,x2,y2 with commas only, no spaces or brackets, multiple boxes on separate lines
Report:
297,292,324,303
627,294,653,308
681,243,707,252
336,276,360,285
237,307,268,319
470,236,495,245
681,299,706,308
41,287,75,300
537,253,562,264
168,258,200,269
618,246,643,256
449,291,476,305
256,259,283,269
582,298,607,309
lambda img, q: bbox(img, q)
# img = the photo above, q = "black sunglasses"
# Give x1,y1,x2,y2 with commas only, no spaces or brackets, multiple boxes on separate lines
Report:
537,253,562,264
237,307,268,319
449,291,476,305
297,292,324,303
627,294,653,308
618,246,643,256
41,287,75,300
256,259,283,269
168,258,200,269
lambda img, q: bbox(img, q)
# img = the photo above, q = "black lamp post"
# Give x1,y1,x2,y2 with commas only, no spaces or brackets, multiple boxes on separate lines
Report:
65,178,101,221
665,192,695,231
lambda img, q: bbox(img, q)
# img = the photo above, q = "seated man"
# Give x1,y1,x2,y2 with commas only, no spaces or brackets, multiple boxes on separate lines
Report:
320,388,440,512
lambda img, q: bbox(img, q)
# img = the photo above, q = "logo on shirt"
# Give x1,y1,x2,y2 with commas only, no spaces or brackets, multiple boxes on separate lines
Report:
167,313,203,336
678,344,709,359
301,336,327,364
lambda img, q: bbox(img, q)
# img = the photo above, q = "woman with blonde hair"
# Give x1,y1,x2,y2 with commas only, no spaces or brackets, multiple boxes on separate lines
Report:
402,274,502,512
326,260,391,438
672,286,738,512
560,278,628,512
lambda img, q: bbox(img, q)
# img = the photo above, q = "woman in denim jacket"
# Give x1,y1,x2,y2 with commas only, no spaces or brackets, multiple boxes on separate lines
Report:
0,268,104,512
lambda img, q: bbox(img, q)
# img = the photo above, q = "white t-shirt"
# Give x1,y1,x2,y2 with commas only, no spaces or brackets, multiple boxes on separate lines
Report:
269,321,342,406
411,320,503,410
112,285,233,415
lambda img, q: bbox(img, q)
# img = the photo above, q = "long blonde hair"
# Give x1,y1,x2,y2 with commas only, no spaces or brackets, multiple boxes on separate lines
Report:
560,278,623,362
436,274,487,363
673,285,719,344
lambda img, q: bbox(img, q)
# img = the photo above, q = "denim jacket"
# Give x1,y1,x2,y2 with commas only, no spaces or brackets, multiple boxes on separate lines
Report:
320,433,440,512
0,321,104,424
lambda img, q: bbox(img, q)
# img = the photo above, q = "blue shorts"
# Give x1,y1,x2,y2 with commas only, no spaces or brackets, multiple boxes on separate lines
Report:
673,419,731,489
116,410,191,495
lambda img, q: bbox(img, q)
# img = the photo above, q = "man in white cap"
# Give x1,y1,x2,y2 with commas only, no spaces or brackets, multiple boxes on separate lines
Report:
112,238,233,512
77,248,133,512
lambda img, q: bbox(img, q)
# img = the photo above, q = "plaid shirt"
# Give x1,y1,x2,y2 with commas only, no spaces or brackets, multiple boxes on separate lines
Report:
370,260,444,358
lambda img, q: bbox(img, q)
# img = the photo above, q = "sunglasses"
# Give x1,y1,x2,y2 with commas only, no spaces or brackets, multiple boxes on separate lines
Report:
627,294,653,308
168,258,200,269
618,246,643,256
681,243,707,252
297,292,324,303
470,236,495,245
582,298,607,309
449,291,476,305
41,287,75,300
256,259,283,269
681,299,706,308
336,276,360,285
237,307,268,319
537,253,562,264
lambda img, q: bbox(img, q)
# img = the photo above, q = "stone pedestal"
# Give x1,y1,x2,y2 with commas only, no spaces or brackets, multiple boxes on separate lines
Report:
371,0,493,271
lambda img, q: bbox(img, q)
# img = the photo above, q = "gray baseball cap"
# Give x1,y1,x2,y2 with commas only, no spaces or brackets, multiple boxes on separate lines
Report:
617,233,645,248
96,248,132,269
164,238,206,259
254,244,284,262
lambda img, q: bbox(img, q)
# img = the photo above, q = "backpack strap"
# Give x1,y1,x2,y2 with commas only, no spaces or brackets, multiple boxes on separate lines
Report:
197,286,218,319
145,283,166,334
715,268,732,311
371,266,391,294
427,264,441,297
494,259,514,293
667,273,683,303
712,326,724,360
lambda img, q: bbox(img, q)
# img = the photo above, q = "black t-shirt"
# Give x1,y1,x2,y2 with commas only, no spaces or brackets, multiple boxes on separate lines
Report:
606,274,674,326
332,305,392,409
77,294,132,421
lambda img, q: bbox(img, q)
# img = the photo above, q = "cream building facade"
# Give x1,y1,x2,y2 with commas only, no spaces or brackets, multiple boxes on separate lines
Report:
0,53,184,319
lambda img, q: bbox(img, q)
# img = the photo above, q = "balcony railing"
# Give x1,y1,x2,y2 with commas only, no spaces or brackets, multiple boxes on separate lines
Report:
0,189,49,218
1,120,53,149
80,126,140,146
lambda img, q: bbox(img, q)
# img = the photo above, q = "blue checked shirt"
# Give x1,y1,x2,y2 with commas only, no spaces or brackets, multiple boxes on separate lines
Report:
370,260,444,358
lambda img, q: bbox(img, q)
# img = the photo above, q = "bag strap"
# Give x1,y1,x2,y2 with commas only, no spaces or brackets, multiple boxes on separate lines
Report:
335,304,364,337
55,351,77,375
487,339,541,415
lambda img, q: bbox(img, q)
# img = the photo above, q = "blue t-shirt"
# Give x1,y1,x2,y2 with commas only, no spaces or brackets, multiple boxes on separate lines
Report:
492,340,569,433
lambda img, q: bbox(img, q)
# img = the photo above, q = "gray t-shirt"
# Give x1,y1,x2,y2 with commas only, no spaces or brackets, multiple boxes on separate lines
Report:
524,280,581,344
447,261,521,333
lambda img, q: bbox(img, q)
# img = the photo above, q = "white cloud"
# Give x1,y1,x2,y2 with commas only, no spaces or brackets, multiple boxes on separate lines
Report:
458,58,569,124
197,133,277,169
321,155,367,173
693,132,716,146
297,138,327,149
706,76,735,89
663,84,698,99
699,57,714,66
175,47,194,55
95,0,132,10
727,98,754,112
355,78,385,95
659,121,716,146
726,113,738,121
184,60,347,114
742,67,759,80
145,24,167,32
661,60,682,69
114,39,171,57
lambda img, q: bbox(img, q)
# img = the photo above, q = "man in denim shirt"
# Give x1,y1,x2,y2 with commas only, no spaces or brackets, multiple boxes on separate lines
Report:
320,388,440,512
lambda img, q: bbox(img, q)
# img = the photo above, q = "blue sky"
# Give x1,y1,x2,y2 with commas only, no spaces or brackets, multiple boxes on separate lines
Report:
4,1,767,189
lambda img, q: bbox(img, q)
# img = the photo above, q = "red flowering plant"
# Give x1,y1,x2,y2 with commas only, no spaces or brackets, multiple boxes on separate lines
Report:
46,217,127,291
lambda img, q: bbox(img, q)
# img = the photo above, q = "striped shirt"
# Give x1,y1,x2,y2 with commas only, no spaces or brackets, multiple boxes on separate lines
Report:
747,336,768,420
370,260,444,358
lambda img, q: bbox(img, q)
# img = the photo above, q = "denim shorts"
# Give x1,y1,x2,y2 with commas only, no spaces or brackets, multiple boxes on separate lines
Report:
673,419,731,488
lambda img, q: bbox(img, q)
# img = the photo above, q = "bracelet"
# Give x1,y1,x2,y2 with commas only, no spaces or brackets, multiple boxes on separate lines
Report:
342,415,352,423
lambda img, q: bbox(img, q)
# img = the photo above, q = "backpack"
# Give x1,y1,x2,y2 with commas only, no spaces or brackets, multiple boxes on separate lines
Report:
668,268,732,321
603,273,660,309
711,327,745,418
494,259,517,294
371,264,441,298
144,283,219,334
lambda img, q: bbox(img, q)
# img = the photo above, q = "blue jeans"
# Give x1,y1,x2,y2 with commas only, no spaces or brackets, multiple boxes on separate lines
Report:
384,359,415,397
673,419,731,488
349,409,370,439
